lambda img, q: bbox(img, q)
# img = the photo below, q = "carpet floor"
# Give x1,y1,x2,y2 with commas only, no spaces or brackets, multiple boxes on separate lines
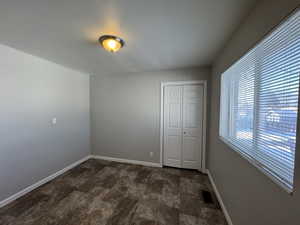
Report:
0,159,227,225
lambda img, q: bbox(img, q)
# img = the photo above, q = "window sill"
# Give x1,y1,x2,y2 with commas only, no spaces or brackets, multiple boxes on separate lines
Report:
218,136,293,195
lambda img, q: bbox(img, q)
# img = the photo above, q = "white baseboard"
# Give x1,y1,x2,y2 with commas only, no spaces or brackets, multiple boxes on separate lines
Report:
207,169,234,225
91,155,162,168
0,155,161,208
0,155,91,208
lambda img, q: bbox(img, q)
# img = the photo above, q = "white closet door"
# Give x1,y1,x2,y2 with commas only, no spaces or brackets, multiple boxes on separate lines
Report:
163,85,182,168
182,85,203,169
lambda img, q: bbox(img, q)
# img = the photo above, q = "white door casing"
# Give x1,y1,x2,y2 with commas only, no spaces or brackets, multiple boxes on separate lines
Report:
162,81,206,171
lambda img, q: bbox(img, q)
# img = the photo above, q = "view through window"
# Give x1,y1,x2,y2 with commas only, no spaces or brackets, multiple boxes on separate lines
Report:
219,9,300,192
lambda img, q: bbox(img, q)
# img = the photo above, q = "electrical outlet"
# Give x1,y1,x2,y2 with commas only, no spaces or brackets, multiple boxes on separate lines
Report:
150,152,153,158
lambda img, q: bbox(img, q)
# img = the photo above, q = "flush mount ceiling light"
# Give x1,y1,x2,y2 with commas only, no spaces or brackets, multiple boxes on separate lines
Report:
99,35,125,53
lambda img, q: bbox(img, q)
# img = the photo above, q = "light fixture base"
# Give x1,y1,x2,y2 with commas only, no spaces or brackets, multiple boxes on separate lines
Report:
99,35,125,52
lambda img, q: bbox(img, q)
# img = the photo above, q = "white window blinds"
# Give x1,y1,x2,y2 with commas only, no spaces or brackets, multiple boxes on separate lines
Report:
219,9,300,192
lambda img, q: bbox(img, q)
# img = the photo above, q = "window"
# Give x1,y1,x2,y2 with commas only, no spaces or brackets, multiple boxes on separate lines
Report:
219,9,300,192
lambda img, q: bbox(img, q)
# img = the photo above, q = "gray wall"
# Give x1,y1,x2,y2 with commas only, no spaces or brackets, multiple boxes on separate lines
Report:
91,67,211,163
208,1,300,225
0,44,90,202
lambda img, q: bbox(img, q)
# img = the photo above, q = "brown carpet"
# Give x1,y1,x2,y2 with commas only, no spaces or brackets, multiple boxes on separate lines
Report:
0,159,227,225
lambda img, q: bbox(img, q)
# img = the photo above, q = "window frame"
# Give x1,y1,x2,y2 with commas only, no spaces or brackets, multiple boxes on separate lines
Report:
218,8,300,194
219,135,293,193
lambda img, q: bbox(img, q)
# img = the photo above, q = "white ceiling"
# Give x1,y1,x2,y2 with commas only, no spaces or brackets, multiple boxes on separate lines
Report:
0,0,257,75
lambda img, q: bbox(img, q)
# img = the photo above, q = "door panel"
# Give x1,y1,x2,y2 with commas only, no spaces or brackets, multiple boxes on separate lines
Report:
182,85,203,169
182,137,199,168
165,136,182,167
164,85,182,168
163,83,204,170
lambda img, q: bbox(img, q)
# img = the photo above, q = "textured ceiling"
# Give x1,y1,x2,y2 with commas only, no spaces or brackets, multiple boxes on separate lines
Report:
0,0,257,75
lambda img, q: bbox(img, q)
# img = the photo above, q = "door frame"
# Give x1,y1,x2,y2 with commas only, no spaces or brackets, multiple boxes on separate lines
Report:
160,80,207,173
